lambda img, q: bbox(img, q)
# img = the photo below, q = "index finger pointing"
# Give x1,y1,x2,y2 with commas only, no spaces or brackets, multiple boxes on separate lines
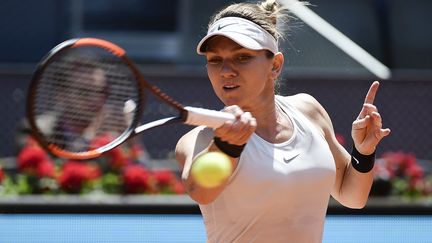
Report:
364,81,380,104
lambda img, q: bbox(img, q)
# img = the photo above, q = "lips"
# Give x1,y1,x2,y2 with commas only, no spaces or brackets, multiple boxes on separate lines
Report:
223,84,239,90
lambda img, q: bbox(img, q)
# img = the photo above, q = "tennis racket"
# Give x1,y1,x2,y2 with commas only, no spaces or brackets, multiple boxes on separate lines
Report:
27,38,235,160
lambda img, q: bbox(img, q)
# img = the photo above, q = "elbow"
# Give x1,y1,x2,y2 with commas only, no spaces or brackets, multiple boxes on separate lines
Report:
189,190,217,205
191,195,215,205
184,181,217,205
334,189,370,209
344,200,367,209
339,195,369,209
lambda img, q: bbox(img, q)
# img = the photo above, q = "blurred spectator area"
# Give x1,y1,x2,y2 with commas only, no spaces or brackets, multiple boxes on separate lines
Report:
1,0,431,68
0,0,431,161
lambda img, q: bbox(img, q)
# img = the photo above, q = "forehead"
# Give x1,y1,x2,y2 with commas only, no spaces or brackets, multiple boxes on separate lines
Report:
205,36,247,53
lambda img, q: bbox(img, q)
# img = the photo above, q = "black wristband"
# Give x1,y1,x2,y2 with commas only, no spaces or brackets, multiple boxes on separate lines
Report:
213,137,246,158
351,145,376,173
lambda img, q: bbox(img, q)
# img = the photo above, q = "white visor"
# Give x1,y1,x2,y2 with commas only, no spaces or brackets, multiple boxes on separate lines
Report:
197,17,278,55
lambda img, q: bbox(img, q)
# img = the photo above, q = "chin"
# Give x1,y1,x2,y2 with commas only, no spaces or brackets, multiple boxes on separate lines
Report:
221,99,239,107
219,94,245,108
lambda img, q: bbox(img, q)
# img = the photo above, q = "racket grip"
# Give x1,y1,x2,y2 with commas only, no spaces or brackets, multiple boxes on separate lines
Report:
184,106,236,129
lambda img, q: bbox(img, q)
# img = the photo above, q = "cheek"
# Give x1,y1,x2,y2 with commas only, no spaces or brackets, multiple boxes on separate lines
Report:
246,69,268,86
206,67,222,88
207,63,222,75
206,67,216,80
206,72,221,97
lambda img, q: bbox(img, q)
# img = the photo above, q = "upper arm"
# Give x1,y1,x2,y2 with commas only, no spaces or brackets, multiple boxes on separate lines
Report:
288,94,351,199
176,126,237,204
175,126,214,180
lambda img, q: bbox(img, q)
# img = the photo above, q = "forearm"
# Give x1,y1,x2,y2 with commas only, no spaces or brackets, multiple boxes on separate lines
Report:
337,162,374,208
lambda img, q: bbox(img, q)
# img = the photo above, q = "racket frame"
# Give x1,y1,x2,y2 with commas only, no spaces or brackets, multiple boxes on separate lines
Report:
27,38,232,160
26,38,185,159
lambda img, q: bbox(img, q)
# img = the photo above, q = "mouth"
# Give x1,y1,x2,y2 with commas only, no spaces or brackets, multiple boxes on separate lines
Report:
223,84,240,90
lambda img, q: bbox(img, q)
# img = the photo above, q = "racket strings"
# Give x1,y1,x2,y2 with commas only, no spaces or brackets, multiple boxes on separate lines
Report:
33,47,140,153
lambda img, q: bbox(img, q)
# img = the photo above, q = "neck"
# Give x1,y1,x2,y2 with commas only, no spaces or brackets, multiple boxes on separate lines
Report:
246,96,291,143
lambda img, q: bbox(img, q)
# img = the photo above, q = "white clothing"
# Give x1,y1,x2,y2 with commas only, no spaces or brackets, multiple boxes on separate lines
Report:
199,96,336,243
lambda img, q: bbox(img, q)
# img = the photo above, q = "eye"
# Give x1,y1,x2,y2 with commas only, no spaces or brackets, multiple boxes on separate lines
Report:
207,57,222,65
236,55,253,63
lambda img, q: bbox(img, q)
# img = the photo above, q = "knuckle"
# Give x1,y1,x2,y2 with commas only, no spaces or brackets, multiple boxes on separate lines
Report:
242,112,252,119
223,105,242,113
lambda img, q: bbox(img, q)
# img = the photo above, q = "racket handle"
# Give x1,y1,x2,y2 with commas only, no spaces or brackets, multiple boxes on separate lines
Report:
184,106,236,129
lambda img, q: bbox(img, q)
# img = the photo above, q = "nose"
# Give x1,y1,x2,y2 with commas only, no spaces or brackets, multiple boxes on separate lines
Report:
220,60,237,78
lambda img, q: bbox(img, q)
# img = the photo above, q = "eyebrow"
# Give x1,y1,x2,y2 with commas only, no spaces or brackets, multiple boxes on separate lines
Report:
206,44,245,54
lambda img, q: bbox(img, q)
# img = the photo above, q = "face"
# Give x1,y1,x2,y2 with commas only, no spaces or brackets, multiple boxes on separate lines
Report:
205,36,280,110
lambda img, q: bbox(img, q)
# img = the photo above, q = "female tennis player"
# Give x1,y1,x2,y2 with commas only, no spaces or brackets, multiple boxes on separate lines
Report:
175,0,391,242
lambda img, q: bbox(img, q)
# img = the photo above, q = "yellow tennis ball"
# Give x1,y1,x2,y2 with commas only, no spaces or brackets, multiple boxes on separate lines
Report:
191,152,233,188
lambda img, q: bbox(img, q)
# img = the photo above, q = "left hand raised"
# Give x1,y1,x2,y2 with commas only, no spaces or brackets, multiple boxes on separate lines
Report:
352,81,391,155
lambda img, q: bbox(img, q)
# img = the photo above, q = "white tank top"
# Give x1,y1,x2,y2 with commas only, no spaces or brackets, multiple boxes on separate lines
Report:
199,96,336,243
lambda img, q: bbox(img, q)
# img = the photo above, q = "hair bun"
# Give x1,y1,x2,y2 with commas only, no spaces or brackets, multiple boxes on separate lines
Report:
260,0,279,13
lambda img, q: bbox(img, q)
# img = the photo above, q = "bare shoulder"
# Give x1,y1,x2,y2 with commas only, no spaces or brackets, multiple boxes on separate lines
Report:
280,93,332,135
281,93,327,121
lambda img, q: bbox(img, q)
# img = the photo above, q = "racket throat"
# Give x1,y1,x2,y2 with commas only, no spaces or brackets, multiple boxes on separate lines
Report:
134,116,183,134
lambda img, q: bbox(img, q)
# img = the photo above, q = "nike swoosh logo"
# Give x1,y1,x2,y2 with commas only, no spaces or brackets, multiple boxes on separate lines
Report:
218,23,236,31
353,156,360,164
283,153,300,164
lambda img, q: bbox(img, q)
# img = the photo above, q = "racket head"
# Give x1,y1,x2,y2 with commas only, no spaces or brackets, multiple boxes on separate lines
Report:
27,38,145,160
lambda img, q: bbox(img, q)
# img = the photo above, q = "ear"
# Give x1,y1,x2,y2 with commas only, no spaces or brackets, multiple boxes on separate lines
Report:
270,52,284,79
